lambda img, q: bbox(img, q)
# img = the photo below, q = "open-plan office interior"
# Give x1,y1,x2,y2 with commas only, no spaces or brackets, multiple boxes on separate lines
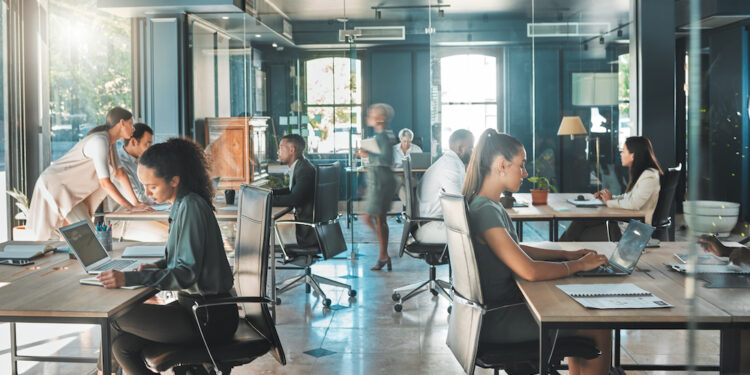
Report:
0,0,749,374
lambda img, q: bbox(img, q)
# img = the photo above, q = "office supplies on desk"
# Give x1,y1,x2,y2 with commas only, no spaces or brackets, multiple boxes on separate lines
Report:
0,244,55,260
577,220,655,276
60,221,141,274
566,198,605,207
122,245,165,258
557,283,672,309
79,276,142,289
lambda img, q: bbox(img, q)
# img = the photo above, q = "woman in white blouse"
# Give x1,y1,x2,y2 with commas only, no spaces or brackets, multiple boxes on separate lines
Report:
560,136,663,241
392,128,422,168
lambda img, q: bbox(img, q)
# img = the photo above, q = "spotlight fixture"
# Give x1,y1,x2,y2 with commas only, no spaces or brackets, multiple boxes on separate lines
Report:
583,43,588,51
376,10,381,19
272,42,278,48
617,29,623,37
599,36,604,44
439,9,444,17
255,34,262,38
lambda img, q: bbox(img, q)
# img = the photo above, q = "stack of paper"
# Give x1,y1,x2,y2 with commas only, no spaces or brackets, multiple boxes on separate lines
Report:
0,245,54,260
557,283,672,309
566,198,605,207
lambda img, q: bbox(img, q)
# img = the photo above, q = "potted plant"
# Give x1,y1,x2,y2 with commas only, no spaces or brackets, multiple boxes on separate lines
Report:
527,176,557,205
7,188,33,240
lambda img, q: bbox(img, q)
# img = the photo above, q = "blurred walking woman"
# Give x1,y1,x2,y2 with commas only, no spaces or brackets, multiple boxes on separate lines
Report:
28,107,150,240
360,103,397,271
463,129,611,375
96,138,237,374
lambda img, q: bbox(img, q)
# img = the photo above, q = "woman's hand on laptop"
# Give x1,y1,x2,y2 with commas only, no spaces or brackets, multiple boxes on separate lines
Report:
138,263,158,271
97,270,125,289
576,252,609,272
565,248,597,261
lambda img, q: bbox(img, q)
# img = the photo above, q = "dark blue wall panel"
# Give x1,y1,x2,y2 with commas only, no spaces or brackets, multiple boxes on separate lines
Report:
369,50,414,141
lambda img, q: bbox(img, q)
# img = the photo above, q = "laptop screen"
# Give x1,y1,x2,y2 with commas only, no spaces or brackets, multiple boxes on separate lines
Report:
59,221,108,267
610,220,655,272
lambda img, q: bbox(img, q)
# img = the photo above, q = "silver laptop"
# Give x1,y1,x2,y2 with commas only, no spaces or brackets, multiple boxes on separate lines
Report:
408,152,432,169
59,221,140,274
577,220,655,276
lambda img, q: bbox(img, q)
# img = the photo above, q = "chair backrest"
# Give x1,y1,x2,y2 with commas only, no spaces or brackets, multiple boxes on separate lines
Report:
440,192,485,375
651,164,682,227
309,162,347,259
402,157,418,219
313,162,340,222
234,185,286,365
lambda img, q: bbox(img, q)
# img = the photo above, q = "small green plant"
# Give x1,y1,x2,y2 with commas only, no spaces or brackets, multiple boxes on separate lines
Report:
527,176,558,193
6,188,30,221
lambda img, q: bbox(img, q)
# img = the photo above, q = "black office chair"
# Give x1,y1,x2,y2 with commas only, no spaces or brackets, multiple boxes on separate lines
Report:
142,185,286,375
651,164,683,241
275,162,356,309
391,157,451,312
439,192,600,375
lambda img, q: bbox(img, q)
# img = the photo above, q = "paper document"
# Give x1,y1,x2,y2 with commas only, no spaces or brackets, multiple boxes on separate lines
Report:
80,277,142,290
122,245,165,258
360,138,381,154
669,263,750,274
557,283,672,309
0,245,54,259
567,198,605,207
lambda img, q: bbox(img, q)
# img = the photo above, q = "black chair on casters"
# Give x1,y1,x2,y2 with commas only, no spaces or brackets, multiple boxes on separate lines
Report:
142,186,286,375
439,192,600,375
275,162,356,309
391,157,451,313
651,163,683,241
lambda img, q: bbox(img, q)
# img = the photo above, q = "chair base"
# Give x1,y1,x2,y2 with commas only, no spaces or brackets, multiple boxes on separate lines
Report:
276,266,355,309
391,265,451,312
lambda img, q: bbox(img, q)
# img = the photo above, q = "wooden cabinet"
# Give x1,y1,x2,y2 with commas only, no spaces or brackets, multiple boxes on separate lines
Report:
204,116,269,190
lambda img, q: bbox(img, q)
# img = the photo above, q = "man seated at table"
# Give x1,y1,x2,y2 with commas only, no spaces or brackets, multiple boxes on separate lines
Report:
697,235,750,266
273,134,317,247
110,123,169,242
414,129,474,244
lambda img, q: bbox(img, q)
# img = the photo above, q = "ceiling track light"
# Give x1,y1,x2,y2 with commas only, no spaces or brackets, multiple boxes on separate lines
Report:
439,9,445,17
617,29,623,37
599,35,604,44
375,10,381,19
583,43,588,51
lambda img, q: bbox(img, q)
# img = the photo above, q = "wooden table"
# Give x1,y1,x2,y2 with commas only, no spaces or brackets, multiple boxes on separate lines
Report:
517,241,744,374
0,241,159,375
509,194,647,241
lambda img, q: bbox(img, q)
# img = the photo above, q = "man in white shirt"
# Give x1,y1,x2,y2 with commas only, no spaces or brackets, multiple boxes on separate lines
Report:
115,123,154,204
414,129,474,243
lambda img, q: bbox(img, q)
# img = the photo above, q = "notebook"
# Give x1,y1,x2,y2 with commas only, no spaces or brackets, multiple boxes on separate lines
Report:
0,244,55,260
122,245,165,258
557,283,672,309
79,276,142,290
567,198,605,207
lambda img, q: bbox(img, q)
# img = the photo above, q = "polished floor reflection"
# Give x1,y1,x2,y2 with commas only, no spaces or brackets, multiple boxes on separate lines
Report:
0,216,727,374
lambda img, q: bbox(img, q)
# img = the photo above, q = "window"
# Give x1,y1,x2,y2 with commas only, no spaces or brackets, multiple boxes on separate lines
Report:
0,1,7,241
617,53,631,150
440,54,497,148
304,57,362,153
48,0,132,162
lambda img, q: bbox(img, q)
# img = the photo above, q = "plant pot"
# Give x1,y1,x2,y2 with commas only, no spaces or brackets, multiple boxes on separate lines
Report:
530,189,549,205
12,225,34,241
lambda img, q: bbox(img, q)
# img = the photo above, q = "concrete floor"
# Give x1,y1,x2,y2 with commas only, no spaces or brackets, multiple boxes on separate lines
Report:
0,214,735,375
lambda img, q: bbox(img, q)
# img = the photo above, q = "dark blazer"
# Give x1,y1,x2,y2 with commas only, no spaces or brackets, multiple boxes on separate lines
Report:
272,157,316,247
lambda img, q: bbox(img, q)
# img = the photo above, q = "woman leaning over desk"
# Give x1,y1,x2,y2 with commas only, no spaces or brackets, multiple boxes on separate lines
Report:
463,129,611,375
560,136,663,241
27,107,151,240
96,138,238,375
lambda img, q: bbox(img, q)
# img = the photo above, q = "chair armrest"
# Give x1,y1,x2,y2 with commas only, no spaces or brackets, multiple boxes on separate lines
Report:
407,216,444,223
273,207,293,220
275,220,317,228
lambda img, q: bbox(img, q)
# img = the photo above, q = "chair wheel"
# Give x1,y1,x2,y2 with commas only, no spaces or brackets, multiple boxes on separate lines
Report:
430,289,438,296
394,303,403,312
391,293,401,302
323,298,332,307
275,298,281,305
348,289,357,297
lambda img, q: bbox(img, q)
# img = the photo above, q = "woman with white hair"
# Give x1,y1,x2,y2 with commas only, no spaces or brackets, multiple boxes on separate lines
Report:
392,128,422,168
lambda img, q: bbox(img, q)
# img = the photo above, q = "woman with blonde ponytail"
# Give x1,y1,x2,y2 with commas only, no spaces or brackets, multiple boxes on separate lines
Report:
463,129,612,375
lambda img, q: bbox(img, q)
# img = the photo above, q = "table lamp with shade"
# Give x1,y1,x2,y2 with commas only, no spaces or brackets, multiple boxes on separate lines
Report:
557,116,601,192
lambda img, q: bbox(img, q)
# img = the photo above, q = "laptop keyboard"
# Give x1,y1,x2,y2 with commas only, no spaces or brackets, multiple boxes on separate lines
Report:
94,259,136,271
597,265,615,274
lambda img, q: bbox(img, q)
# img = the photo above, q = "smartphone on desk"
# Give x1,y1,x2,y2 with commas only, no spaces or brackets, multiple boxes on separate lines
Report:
0,259,34,266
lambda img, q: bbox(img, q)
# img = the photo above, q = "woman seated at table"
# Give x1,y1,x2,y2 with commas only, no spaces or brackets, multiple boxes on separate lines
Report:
463,129,611,375
560,136,663,241
95,138,238,375
392,128,423,168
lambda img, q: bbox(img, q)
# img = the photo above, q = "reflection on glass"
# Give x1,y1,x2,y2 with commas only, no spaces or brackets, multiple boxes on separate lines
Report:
0,1,7,241
48,0,132,162
305,57,362,153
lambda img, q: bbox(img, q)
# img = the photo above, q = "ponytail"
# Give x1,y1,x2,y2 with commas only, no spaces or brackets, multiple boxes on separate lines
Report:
139,137,215,210
462,129,523,201
86,107,133,136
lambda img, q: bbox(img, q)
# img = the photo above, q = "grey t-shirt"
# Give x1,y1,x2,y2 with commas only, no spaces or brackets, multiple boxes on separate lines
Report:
468,195,524,307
